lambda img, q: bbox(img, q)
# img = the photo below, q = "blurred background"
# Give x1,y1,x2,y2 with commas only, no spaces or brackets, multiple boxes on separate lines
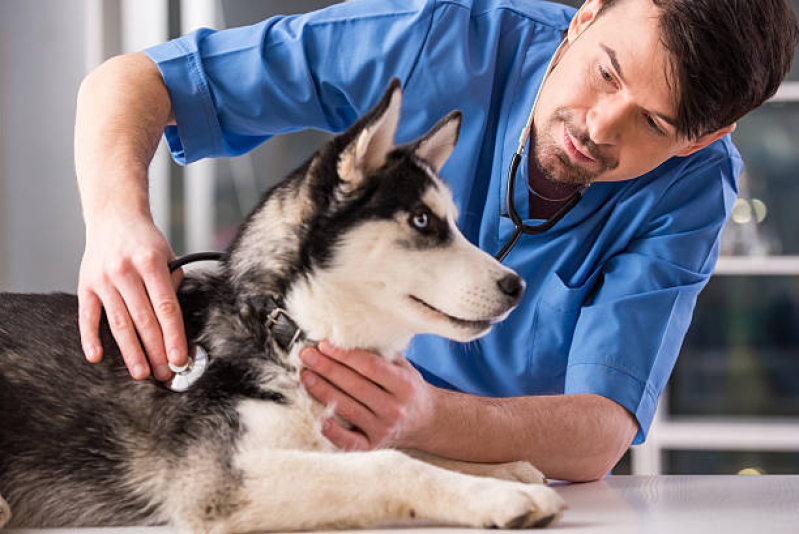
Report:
1,0,797,475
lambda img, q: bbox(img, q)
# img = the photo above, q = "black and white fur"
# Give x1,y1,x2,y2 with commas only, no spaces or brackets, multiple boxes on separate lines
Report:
0,80,565,532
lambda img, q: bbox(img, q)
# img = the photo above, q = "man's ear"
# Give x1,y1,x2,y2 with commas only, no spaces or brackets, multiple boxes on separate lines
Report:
567,0,604,42
676,123,737,157
338,79,402,190
410,110,462,173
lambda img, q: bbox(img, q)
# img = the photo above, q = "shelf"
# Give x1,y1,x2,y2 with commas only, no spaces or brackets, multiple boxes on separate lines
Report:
646,418,799,451
769,81,799,102
714,256,799,275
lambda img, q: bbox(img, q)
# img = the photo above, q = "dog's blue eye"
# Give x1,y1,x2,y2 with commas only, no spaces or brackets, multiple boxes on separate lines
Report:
412,211,429,229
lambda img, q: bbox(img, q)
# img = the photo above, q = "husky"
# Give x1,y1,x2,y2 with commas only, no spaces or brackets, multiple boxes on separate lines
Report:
0,80,566,532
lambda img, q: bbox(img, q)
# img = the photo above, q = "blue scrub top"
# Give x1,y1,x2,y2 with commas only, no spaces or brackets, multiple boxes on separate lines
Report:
145,0,742,444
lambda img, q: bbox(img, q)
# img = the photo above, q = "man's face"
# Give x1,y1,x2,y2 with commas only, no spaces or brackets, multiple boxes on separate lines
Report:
532,0,720,185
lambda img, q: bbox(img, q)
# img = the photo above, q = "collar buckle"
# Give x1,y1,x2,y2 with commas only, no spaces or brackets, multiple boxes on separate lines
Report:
265,305,302,350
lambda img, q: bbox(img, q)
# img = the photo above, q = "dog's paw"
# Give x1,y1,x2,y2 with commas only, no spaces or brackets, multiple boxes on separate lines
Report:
467,479,566,529
479,460,547,485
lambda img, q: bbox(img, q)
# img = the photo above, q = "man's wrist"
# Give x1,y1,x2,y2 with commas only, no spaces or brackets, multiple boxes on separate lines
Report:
80,171,152,229
402,383,453,452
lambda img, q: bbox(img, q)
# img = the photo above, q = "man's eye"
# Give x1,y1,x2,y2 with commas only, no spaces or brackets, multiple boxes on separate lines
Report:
599,65,614,83
645,114,665,135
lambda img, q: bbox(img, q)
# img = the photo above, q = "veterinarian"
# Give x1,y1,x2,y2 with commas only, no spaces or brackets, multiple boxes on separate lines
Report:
74,0,797,481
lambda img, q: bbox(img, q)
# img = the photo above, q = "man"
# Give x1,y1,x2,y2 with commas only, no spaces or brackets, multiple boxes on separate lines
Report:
74,0,797,481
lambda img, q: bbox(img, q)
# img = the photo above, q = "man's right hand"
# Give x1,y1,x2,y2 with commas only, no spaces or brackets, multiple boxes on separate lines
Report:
74,52,181,382
78,212,187,382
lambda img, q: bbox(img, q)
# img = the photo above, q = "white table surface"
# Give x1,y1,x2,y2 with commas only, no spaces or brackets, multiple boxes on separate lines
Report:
6,475,799,534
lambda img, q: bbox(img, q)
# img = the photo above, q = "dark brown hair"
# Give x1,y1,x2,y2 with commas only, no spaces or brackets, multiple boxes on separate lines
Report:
598,0,799,139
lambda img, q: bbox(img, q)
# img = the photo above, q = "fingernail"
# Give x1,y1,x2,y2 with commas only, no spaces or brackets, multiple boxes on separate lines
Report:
85,346,98,361
301,349,317,366
155,365,171,381
169,349,183,365
303,372,317,387
133,364,148,379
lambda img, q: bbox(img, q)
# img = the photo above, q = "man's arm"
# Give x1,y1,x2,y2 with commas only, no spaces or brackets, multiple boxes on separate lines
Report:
75,52,188,380
421,389,637,482
300,342,637,483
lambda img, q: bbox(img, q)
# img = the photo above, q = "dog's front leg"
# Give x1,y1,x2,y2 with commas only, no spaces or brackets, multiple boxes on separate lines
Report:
403,449,547,484
179,449,565,534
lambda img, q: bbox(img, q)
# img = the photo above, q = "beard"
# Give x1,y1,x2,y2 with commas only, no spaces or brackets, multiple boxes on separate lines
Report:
532,108,618,186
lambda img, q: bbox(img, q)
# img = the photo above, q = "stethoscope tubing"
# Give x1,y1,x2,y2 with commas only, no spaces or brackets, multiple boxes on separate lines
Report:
168,251,225,272
496,152,584,262
494,38,586,263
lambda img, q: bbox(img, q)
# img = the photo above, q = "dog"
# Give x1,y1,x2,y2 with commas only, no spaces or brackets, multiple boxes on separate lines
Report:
0,79,566,532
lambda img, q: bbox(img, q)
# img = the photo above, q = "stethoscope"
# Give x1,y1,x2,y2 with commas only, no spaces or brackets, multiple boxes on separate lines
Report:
162,252,224,392
495,38,588,263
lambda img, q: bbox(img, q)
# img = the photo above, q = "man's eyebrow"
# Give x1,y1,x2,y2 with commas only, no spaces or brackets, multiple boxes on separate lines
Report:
601,44,625,84
600,43,678,128
653,110,678,128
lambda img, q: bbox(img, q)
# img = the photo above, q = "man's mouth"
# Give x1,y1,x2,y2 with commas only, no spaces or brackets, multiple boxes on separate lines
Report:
563,123,595,164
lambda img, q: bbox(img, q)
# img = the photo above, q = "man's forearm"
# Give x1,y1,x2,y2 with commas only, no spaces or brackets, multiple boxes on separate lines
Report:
74,52,172,224
414,390,638,482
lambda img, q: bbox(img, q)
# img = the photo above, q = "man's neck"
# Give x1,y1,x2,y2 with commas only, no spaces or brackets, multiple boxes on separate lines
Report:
526,140,580,220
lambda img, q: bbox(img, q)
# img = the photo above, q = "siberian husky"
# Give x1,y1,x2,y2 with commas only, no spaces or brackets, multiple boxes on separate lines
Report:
0,80,565,532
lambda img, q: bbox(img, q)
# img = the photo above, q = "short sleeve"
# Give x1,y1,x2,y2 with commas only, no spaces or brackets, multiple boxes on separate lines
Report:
564,143,742,444
143,0,435,165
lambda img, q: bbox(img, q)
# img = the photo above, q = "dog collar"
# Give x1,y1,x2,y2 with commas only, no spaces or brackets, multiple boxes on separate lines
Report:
244,295,304,352
265,301,304,351
168,253,304,349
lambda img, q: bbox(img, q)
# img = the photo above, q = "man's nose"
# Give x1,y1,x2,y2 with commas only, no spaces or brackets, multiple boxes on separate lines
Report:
586,94,630,145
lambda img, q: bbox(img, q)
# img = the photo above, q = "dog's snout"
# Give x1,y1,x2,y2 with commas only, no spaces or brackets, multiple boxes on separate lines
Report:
497,273,525,301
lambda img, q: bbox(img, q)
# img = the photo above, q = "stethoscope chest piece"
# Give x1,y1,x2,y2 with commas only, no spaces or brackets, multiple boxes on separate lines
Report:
167,344,209,392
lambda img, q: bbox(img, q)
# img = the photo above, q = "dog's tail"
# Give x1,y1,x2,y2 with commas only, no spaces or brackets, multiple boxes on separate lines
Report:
0,493,10,529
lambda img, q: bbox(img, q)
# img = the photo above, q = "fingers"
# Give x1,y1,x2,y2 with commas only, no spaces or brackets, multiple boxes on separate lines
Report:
140,258,187,369
114,264,171,382
301,369,378,437
301,345,416,448
314,340,409,395
319,418,371,451
78,290,104,363
301,347,391,408
96,285,151,380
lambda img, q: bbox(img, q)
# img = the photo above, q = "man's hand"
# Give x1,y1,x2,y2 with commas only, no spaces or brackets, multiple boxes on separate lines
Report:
78,211,187,382
74,52,181,382
300,341,437,451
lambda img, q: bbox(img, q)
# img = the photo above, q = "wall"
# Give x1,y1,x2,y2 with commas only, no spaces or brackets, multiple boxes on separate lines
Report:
0,0,87,292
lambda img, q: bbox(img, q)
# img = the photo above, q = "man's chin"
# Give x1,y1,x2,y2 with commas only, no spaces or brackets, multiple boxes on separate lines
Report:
538,153,595,187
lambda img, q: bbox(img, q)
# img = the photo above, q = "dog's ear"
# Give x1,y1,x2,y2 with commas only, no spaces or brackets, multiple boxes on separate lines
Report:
411,110,462,173
338,79,402,189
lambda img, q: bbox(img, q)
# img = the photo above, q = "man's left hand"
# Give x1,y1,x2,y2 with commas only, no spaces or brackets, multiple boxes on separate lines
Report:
300,340,436,451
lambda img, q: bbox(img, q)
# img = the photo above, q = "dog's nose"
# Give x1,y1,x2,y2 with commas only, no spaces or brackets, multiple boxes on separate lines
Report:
497,274,525,301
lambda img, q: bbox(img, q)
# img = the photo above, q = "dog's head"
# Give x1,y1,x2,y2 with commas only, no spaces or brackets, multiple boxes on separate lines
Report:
279,80,525,349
